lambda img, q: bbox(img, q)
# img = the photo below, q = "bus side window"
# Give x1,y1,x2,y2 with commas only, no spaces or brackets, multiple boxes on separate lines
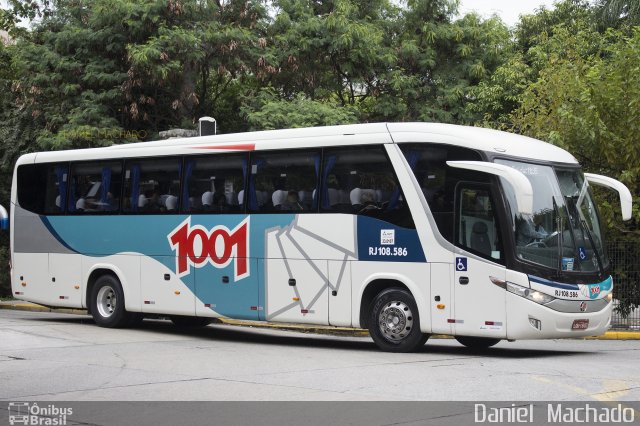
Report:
123,158,181,214
248,150,320,213
400,144,484,242
456,186,503,263
67,161,122,214
321,146,415,228
182,154,246,214
17,163,68,215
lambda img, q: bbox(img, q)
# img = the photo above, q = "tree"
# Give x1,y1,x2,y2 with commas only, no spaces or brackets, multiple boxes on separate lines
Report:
595,0,640,29
241,88,358,130
370,1,511,124
126,0,270,133
7,1,151,151
467,0,596,128
263,0,397,111
0,41,17,298
515,0,593,55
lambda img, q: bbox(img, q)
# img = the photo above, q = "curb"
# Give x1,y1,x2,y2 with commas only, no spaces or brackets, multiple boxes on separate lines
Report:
2,301,639,340
584,331,640,340
0,301,87,316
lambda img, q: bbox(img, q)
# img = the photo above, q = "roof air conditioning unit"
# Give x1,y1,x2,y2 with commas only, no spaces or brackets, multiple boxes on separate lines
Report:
199,116,217,136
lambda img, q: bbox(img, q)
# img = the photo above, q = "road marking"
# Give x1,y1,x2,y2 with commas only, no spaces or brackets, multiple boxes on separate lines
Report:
531,375,640,418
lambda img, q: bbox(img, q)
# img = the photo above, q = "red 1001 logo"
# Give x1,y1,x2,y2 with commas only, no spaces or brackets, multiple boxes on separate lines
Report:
168,217,250,281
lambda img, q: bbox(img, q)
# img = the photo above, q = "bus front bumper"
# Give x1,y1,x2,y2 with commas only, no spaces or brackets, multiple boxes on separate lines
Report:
505,292,612,340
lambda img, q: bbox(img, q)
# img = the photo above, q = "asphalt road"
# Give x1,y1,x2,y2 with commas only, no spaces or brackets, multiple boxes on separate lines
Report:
1,309,639,401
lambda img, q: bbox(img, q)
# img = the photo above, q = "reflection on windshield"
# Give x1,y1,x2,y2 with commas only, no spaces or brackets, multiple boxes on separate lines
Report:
496,160,607,274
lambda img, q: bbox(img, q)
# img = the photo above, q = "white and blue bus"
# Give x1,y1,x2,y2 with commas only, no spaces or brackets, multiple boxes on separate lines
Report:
1,123,633,352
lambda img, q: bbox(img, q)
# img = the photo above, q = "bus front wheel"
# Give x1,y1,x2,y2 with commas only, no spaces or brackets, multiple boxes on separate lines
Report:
455,336,500,349
368,288,428,352
90,275,136,328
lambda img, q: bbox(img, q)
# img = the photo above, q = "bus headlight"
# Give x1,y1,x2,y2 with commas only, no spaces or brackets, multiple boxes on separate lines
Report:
506,282,555,305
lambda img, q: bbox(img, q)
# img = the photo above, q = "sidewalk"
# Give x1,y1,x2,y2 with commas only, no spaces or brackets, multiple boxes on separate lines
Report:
2,300,640,340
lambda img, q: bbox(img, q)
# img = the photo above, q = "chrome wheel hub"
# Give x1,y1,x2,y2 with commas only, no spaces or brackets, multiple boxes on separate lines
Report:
96,286,117,318
378,301,414,342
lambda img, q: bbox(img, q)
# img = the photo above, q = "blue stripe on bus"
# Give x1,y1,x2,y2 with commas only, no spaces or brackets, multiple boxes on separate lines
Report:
40,216,79,254
528,275,612,291
528,275,579,290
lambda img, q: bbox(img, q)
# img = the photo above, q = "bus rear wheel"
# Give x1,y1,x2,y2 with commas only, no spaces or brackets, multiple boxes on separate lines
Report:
455,336,500,349
90,274,136,328
368,288,428,352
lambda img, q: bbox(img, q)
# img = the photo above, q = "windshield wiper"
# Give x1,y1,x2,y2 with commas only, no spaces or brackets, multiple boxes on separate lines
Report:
564,195,604,274
553,197,562,272
560,198,582,271
579,216,604,275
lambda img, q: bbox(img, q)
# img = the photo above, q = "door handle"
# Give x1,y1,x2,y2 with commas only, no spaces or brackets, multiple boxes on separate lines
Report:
459,276,469,285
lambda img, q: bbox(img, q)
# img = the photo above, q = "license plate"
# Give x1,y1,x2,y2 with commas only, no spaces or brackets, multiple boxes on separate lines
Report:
572,319,589,330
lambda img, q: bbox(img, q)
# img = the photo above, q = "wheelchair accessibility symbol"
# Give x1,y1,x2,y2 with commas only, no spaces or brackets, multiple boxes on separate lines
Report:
578,247,587,261
456,257,468,272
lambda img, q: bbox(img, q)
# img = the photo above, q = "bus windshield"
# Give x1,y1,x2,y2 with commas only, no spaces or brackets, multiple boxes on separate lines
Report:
496,159,608,275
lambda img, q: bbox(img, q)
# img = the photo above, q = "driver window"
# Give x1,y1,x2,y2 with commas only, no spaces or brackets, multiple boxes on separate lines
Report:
456,186,503,263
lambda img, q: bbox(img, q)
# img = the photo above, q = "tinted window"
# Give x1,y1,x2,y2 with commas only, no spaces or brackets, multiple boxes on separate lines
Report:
456,186,504,263
401,144,484,241
123,158,181,213
68,161,122,214
183,154,246,213
17,163,68,215
248,150,320,212
321,146,414,228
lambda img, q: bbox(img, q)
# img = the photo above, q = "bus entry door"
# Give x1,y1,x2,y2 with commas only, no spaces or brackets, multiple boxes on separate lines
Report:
453,256,506,338
452,185,507,339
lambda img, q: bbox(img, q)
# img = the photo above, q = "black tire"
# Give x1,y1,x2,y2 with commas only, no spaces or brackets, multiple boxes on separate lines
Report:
170,315,212,328
368,288,429,352
90,274,136,328
455,336,501,349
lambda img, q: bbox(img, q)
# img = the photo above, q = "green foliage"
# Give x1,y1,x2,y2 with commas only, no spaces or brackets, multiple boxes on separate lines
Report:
466,54,533,127
241,88,359,130
0,41,15,297
511,27,640,236
595,0,640,29
372,3,511,124
514,0,594,55
467,1,597,129
268,0,397,105
126,0,269,129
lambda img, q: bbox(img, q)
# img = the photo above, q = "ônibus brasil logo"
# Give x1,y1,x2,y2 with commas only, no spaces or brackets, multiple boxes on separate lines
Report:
168,217,249,281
